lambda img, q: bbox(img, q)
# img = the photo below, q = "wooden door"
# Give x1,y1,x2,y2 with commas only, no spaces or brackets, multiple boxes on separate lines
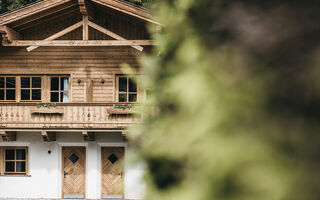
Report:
101,147,125,198
62,147,86,199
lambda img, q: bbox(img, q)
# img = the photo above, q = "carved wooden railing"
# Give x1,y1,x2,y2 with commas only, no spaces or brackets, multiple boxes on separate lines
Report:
0,103,141,130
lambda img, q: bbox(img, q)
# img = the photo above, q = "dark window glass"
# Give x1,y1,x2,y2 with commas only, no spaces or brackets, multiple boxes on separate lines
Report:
0,90,4,100
16,162,26,172
21,77,30,88
129,78,137,92
32,90,41,100
5,162,15,172
60,78,69,91
21,89,30,100
6,77,15,88
129,94,137,102
51,92,59,102
5,149,15,160
119,94,127,102
32,77,41,88
16,149,26,160
6,90,15,100
0,77,4,88
51,78,59,90
119,77,127,92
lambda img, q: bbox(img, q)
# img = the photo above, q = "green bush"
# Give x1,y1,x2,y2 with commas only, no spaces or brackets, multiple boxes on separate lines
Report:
133,0,320,200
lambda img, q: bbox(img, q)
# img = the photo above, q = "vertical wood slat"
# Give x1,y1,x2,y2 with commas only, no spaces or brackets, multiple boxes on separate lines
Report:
0,147,3,175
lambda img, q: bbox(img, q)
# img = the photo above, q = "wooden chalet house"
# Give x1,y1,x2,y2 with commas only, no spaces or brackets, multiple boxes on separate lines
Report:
0,0,157,199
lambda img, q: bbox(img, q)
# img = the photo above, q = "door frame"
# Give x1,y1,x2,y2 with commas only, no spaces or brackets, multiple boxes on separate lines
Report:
98,143,127,199
60,144,87,199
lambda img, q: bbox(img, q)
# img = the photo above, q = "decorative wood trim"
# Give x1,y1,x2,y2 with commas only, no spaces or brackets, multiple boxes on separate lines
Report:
107,108,137,115
30,107,64,114
78,0,94,20
88,21,143,51
0,26,22,42
41,131,56,142
26,21,83,52
4,40,154,47
0,131,17,141
82,131,95,141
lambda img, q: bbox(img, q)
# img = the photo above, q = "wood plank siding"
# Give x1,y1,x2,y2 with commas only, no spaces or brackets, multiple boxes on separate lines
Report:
0,0,153,131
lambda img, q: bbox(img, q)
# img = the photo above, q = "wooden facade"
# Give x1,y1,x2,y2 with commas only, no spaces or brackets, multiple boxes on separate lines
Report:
0,0,154,134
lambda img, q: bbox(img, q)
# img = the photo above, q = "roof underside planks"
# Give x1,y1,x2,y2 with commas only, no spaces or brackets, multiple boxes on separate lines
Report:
0,0,158,27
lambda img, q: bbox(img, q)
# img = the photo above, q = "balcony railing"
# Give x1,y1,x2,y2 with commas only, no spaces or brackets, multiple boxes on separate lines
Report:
0,103,140,130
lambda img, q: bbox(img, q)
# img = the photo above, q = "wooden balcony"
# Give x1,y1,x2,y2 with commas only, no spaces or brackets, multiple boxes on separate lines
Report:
0,103,141,131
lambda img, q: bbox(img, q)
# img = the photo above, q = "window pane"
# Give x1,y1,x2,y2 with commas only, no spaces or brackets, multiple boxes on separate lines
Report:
51,77,59,90
5,161,15,172
32,77,41,88
16,162,26,172
119,77,127,92
129,94,137,102
16,149,26,160
5,149,15,160
129,78,137,92
21,89,30,100
119,93,127,102
60,92,69,102
0,90,4,100
21,77,30,88
60,78,69,91
32,89,41,100
0,77,4,88
6,90,15,100
6,77,15,88
51,92,59,102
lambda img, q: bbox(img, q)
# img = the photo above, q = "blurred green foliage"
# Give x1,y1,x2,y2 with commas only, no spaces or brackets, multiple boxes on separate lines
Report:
132,0,320,200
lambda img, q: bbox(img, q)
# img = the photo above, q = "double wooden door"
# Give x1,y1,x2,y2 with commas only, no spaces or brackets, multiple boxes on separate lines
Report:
101,147,125,198
62,147,86,199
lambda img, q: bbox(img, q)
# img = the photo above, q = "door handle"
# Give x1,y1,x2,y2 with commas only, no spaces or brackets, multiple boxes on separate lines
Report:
64,171,68,178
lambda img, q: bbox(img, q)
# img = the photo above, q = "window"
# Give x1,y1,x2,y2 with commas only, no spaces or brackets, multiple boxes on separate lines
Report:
0,76,16,101
50,77,69,102
1,147,28,175
21,77,41,101
117,75,138,102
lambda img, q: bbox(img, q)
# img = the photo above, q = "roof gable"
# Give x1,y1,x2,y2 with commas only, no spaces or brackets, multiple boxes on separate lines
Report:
0,0,159,27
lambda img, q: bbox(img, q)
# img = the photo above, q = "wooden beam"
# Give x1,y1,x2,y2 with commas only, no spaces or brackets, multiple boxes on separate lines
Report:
88,21,143,51
41,131,56,142
78,0,94,20
83,15,89,40
5,40,154,47
0,131,16,141
26,21,83,52
0,26,22,42
90,0,161,26
82,131,95,141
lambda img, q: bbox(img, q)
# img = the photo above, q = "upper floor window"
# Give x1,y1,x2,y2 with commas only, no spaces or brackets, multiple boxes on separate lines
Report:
21,77,42,101
50,77,69,102
0,76,16,101
117,75,137,102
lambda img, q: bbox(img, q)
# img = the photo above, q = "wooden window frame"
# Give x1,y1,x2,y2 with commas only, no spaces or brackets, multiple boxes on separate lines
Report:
0,76,16,102
50,76,70,103
116,75,138,103
0,147,28,176
20,76,42,102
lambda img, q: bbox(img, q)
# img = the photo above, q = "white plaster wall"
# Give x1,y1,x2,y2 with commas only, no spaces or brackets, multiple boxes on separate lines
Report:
0,132,146,199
